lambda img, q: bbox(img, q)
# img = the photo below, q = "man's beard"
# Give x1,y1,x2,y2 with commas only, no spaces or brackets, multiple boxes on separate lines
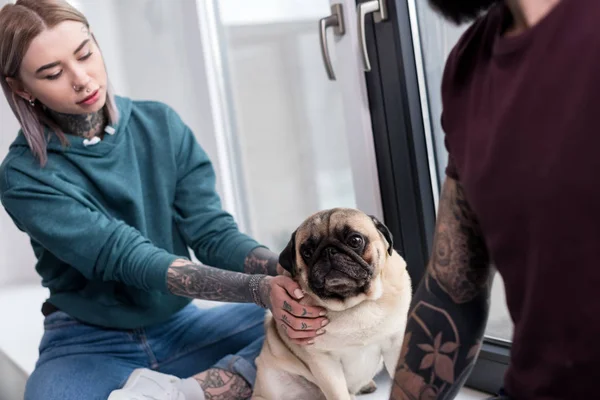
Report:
428,0,501,24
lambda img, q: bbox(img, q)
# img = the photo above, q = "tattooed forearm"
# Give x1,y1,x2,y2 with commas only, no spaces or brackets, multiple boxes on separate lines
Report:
167,259,270,306
391,276,491,399
430,178,490,304
390,178,492,400
244,247,279,276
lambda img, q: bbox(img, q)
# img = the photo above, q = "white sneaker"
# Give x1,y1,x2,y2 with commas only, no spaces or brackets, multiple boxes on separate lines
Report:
108,368,205,400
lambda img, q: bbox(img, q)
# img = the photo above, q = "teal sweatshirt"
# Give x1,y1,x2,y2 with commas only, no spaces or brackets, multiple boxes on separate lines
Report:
0,96,262,329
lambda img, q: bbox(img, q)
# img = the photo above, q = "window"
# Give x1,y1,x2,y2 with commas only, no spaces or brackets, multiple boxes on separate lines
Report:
195,0,384,252
204,0,358,251
413,0,514,345
357,0,512,393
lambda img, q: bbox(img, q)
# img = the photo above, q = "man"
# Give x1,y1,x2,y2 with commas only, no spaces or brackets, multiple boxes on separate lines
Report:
390,0,600,399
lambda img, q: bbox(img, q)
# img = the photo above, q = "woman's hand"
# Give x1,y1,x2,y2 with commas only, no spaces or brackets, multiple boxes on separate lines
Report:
276,263,287,276
258,275,329,345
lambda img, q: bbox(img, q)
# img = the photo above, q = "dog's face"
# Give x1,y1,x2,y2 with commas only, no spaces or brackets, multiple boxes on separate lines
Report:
279,208,394,310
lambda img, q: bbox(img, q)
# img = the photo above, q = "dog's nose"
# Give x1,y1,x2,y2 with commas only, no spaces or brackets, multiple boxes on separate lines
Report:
326,247,338,256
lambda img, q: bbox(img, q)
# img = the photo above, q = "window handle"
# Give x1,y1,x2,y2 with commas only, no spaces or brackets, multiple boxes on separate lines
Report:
357,0,388,72
319,4,345,81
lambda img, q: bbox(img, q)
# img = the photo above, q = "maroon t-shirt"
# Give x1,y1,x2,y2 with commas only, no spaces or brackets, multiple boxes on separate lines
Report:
441,0,600,398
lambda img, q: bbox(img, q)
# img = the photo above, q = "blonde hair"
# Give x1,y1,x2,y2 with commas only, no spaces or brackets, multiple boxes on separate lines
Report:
0,0,119,165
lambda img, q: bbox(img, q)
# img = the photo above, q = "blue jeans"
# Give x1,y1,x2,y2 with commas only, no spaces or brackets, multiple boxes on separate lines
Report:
24,302,265,400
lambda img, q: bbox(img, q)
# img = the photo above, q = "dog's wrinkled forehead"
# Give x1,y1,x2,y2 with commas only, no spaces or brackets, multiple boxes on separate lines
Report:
296,208,377,245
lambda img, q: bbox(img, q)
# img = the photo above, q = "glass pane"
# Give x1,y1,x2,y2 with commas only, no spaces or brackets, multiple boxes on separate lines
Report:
213,0,358,251
414,4,513,343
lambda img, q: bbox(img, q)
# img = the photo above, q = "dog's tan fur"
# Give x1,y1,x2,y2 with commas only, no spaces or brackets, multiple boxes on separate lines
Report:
252,208,412,400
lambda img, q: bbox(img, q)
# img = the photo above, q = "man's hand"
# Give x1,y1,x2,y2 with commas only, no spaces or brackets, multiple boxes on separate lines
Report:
259,275,328,345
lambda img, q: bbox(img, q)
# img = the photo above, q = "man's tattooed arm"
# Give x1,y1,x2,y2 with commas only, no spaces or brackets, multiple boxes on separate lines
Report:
243,247,279,276
390,178,492,400
167,259,272,307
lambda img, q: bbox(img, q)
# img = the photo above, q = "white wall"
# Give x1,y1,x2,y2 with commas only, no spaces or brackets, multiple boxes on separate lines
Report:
0,82,39,287
0,0,40,287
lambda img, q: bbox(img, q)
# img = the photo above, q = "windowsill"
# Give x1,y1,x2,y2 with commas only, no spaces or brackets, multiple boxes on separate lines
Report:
360,371,490,400
459,387,490,399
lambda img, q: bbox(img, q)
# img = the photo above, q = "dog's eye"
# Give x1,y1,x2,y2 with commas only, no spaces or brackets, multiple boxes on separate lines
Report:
301,248,313,260
347,234,364,248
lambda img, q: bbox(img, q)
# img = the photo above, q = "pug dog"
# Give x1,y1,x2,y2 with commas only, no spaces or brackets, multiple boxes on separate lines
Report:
252,208,412,400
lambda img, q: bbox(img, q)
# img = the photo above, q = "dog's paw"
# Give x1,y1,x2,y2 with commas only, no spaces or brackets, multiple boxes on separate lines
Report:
357,380,377,395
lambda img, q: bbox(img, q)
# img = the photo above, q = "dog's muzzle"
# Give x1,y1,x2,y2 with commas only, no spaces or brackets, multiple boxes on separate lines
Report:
308,242,373,299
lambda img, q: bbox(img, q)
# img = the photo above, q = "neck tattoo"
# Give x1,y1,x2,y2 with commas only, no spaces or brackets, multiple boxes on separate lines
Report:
48,108,107,139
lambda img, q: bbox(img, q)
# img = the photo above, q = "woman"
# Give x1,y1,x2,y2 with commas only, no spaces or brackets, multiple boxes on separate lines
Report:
0,1,328,399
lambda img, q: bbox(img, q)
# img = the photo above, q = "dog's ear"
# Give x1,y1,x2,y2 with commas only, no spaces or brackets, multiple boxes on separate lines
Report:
369,215,393,256
278,230,297,276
